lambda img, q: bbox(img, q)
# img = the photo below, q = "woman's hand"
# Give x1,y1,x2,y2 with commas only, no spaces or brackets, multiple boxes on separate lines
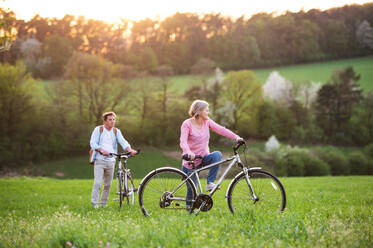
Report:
188,152,196,160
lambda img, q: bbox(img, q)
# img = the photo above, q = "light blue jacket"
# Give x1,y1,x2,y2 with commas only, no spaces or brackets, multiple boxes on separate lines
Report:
89,126,130,163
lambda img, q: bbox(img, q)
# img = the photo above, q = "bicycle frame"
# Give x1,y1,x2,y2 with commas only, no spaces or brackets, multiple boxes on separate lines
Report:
169,152,251,200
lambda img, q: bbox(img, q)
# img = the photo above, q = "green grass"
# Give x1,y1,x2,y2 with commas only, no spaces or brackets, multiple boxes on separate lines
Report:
37,152,180,179
0,176,372,247
166,56,373,92
251,56,373,91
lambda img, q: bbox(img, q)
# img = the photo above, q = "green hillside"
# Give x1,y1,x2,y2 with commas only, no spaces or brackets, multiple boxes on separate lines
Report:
252,56,373,91
167,56,373,92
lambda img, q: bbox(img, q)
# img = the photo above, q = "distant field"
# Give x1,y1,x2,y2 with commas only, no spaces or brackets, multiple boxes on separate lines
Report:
252,56,373,91
0,176,372,247
167,56,373,92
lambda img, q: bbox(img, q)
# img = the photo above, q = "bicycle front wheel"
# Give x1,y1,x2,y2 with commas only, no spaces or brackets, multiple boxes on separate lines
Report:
227,169,286,214
118,173,124,208
124,171,135,205
138,167,197,217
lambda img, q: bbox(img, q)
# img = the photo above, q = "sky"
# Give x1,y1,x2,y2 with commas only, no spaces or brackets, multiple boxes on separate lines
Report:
3,0,372,23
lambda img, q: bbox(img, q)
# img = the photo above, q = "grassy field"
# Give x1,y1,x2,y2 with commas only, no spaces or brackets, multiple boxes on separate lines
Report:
252,56,373,91
167,56,373,92
0,176,372,247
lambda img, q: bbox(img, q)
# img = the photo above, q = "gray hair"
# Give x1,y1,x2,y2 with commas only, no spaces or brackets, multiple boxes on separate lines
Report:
188,100,209,118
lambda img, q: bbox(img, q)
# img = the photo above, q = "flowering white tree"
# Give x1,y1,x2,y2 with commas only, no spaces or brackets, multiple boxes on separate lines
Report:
206,67,224,115
20,38,41,59
216,101,236,127
263,71,321,109
356,20,373,49
265,135,280,153
207,67,224,87
262,71,294,106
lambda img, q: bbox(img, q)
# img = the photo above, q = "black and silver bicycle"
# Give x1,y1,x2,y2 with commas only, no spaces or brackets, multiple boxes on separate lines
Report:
138,140,286,216
110,151,140,207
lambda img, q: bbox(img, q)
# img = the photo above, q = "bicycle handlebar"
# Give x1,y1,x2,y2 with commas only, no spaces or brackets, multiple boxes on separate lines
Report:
181,154,203,161
233,139,246,152
99,149,140,158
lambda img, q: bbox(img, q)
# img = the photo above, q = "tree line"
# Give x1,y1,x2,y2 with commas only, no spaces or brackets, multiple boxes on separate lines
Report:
1,3,373,77
0,56,372,169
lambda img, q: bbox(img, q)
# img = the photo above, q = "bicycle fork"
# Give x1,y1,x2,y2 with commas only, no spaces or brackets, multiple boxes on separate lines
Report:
243,167,259,203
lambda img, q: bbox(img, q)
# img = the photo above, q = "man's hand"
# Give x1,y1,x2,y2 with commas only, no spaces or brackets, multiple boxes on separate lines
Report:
97,149,109,156
128,148,138,156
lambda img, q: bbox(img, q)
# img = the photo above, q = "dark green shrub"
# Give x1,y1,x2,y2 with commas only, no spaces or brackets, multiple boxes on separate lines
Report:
316,149,350,175
303,155,330,176
274,148,307,177
275,147,330,177
364,143,373,158
367,160,373,175
349,151,369,175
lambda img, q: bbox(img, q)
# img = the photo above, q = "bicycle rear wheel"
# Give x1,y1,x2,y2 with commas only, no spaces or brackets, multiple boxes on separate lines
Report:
227,169,286,214
138,167,197,217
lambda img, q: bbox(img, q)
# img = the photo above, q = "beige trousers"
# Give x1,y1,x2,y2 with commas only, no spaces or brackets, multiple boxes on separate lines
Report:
91,159,115,206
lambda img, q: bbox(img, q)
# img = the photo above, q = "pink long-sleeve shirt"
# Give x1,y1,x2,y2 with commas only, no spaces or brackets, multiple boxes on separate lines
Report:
180,118,239,169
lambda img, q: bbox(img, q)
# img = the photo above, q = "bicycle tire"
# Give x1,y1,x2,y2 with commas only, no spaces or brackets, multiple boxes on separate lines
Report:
118,172,124,208
127,171,136,205
227,169,286,214
138,167,197,217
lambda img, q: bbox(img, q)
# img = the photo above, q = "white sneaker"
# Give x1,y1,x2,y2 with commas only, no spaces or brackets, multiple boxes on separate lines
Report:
93,204,99,209
206,183,219,191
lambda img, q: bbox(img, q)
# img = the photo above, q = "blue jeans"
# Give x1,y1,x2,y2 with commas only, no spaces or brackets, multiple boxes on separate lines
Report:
182,151,222,205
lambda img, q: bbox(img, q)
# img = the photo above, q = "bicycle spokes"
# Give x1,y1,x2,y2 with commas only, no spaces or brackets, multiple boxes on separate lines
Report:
139,168,197,216
227,170,286,214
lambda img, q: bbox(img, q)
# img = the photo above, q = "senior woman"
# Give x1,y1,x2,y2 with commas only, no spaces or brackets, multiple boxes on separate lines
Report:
180,100,243,203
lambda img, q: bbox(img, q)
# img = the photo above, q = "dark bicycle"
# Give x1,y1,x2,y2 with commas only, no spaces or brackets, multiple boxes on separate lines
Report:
138,140,286,216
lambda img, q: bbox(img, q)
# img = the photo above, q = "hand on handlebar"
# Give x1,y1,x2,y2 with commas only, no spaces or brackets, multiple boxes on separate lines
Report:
182,153,203,161
188,152,195,160
128,148,138,156
97,149,109,156
236,137,245,144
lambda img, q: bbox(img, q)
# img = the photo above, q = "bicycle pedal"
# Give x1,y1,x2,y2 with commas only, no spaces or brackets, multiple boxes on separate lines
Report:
113,198,119,201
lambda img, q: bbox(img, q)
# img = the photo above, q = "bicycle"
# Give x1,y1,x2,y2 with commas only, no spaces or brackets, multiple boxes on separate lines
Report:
138,140,286,216
108,151,140,207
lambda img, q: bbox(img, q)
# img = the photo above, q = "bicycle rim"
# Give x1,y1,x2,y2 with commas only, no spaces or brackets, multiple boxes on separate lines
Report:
228,170,286,214
139,169,196,216
119,174,124,208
